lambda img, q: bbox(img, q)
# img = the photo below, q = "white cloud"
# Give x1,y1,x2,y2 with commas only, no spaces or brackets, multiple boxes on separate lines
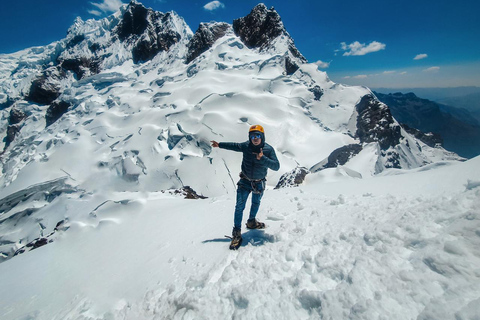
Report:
88,9,102,16
204,1,225,11
414,53,428,60
89,0,125,16
353,75,368,79
400,71,408,75
315,60,330,69
423,66,440,72
383,71,395,74
340,41,386,56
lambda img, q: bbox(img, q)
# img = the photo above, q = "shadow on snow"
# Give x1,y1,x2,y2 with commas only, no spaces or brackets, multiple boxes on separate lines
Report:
202,229,276,247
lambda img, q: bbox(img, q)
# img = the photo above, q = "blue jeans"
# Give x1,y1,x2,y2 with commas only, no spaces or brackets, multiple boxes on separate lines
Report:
233,179,264,230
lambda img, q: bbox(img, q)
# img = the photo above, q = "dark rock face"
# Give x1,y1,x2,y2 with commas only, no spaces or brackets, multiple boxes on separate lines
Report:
27,67,65,105
117,2,150,39
115,2,182,64
401,123,443,148
3,108,27,148
356,94,402,150
169,186,207,199
309,85,324,101
275,167,309,189
9,108,26,125
233,4,306,62
324,144,363,170
285,56,299,75
233,4,282,50
46,101,71,127
60,57,100,80
66,34,86,49
5,125,21,148
186,22,230,64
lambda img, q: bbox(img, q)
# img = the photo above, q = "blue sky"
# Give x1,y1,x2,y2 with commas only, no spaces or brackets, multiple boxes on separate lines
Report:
1,0,479,88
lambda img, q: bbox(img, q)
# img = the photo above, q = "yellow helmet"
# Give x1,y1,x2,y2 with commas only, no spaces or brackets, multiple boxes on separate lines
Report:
249,125,264,133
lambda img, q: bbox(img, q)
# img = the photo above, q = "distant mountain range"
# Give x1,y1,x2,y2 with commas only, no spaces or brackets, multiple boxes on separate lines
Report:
372,86,480,101
374,91,480,158
373,87,480,123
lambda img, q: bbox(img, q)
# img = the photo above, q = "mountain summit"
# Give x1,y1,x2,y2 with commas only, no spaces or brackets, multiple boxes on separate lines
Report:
0,1,461,262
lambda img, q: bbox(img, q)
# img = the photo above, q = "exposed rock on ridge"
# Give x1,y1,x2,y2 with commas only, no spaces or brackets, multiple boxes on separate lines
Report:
46,101,72,127
310,144,363,173
233,4,306,74
115,1,184,63
401,123,443,148
275,167,309,189
4,108,27,149
356,94,402,150
27,67,65,105
186,22,231,64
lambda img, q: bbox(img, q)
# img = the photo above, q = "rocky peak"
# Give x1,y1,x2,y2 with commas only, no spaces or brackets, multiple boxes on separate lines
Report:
233,4,282,49
233,4,306,65
186,22,231,64
356,94,402,151
114,1,188,63
116,1,151,40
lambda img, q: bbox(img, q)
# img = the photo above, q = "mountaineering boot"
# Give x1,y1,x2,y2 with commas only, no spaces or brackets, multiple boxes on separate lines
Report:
246,218,266,229
229,228,243,250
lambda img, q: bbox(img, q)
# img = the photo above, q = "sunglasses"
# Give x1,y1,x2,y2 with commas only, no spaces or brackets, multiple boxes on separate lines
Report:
250,134,262,140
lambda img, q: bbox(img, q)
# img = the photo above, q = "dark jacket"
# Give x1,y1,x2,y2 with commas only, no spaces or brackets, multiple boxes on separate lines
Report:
218,141,280,180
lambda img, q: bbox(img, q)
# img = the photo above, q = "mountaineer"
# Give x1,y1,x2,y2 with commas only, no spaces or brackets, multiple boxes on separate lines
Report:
211,124,280,250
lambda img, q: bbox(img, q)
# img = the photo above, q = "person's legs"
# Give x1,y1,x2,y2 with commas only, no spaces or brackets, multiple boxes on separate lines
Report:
248,191,263,221
233,187,251,230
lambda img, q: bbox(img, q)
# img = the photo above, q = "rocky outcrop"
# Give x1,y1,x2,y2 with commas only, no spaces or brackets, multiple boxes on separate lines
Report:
309,85,324,101
310,144,363,173
186,22,231,64
5,125,21,149
3,107,27,150
233,4,283,50
60,57,100,80
46,101,71,127
27,67,65,105
9,108,26,125
233,4,306,74
275,167,309,189
171,186,207,199
114,1,183,63
356,94,402,150
401,123,443,148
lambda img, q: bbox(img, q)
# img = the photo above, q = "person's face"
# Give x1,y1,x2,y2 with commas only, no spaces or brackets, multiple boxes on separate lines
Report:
250,133,262,146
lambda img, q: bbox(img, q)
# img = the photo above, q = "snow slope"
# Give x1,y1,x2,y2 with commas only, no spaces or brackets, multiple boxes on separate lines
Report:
0,156,479,320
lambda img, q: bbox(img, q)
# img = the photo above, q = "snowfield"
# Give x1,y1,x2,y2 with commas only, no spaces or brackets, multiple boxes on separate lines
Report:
1,156,479,320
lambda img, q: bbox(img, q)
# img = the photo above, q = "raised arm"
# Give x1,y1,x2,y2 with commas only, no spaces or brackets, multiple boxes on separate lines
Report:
211,141,246,152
